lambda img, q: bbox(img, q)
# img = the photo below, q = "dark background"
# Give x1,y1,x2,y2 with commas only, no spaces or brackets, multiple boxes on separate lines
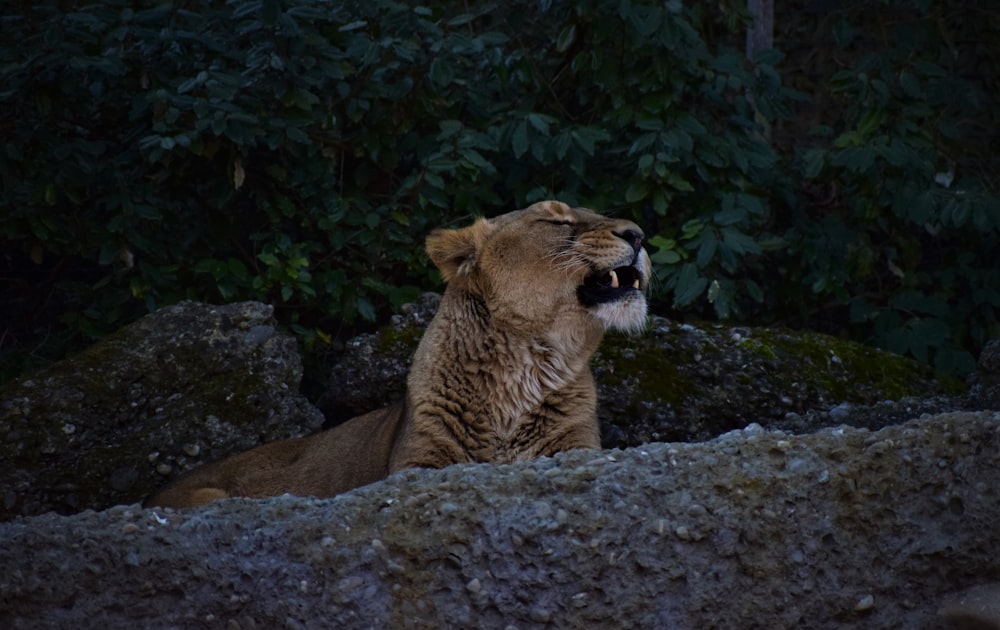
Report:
2,0,997,383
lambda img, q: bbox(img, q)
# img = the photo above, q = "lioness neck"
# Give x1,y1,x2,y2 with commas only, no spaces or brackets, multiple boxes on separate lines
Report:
390,289,603,471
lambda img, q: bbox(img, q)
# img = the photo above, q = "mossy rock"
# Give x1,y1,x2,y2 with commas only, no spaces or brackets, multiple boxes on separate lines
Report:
318,298,966,445
0,301,323,521
595,318,965,444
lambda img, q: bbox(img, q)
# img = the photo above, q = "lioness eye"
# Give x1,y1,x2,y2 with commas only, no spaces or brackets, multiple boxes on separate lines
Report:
544,220,574,227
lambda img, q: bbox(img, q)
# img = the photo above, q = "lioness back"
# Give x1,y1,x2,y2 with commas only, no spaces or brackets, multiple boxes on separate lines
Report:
146,201,650,509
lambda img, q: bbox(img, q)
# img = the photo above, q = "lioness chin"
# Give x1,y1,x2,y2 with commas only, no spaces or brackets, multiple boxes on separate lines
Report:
147,200,651,508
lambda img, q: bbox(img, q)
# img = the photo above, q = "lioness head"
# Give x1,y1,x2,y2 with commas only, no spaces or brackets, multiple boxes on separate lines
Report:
426,200,651,335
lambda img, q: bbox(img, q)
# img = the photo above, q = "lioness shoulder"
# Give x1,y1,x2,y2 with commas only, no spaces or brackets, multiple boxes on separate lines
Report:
147,201,650,508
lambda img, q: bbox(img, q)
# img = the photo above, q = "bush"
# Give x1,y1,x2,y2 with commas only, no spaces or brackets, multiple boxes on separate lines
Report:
1,0,996,380
775,2,1000,375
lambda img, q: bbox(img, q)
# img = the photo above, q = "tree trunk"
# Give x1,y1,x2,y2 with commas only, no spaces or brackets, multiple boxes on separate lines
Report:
746,0,774,61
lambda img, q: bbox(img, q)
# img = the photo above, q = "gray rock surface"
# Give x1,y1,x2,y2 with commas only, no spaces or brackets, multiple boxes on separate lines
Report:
321,294,966,445
2,295,980,522
594,319,967,445
938,582,1000,629
320,292,441,419
0,301,324,520
970,338,1000,411
1,411,997,629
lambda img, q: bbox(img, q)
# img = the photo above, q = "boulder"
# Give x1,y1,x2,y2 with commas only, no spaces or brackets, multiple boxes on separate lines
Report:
1,296,978,522
969,339,1000,411
1,411,997,628
321,294,966,445
0,301,324,520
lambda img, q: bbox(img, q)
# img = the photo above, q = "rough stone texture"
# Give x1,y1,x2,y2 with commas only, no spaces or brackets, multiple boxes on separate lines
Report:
938,582,1000,628
321,294,966,445
0,301,324,521
593,319,966,445
319,292,441,419
1,411,997,629
969,339,1000,411
1,295,985,524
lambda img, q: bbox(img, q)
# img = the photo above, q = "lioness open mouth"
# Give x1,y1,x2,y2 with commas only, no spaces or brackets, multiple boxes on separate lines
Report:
577,265,644,306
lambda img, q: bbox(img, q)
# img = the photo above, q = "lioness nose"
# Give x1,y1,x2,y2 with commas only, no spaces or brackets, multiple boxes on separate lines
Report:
614,227,644,254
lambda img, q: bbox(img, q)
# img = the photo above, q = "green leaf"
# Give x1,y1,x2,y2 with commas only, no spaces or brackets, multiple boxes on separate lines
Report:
446,13,476,26
938,119,962,140
652,190,669,216
909,190,937,224
831,146,876,173
757,236,787,251
556,24,577,53
714,208,745,226
553,132,573,160
899,72,921,98
857,109,886,136
833,131,861,148
973,205,995,232
870,79,890,105
438,120,463,139
666,172,694,192
527,113,550,135
879,138,916,169
800,147,825,179
721,227,761,255
425,153,458,172
625,180,650,203
635,118,664,132
673,263,708,307
571,127,608,156
950,199,970,227
744,279,764,303
460,149,495,172
512,121,529,159
338,20,367,32
694,231,718,267
649,235,676,250
291,89,319,110
429,58,454,88
680,219,705,241
651,249,681,264
356,296,376,321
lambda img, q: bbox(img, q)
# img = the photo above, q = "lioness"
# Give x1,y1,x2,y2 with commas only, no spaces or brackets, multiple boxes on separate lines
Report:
147,201,650,508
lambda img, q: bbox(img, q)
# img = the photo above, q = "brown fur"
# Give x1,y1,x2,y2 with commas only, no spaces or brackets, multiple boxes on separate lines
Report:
147,201,651,508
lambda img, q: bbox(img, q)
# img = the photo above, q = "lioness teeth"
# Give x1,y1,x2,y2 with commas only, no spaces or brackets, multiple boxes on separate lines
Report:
632,279,640,289
609,269,619,289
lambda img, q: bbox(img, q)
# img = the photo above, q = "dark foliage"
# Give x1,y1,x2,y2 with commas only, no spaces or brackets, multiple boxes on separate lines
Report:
1,0,997,381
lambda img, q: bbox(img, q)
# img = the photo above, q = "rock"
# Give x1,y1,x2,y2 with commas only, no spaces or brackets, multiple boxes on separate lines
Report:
0,301,324,520
938,582,1000,629
969,339,1000,411
2,295,988,523
319,292,440,418
979,340,1000,374
319,299,968,444
1,411,997,628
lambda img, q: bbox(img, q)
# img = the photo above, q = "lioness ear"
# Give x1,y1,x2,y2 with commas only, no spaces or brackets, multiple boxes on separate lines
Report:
426,218,493,282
